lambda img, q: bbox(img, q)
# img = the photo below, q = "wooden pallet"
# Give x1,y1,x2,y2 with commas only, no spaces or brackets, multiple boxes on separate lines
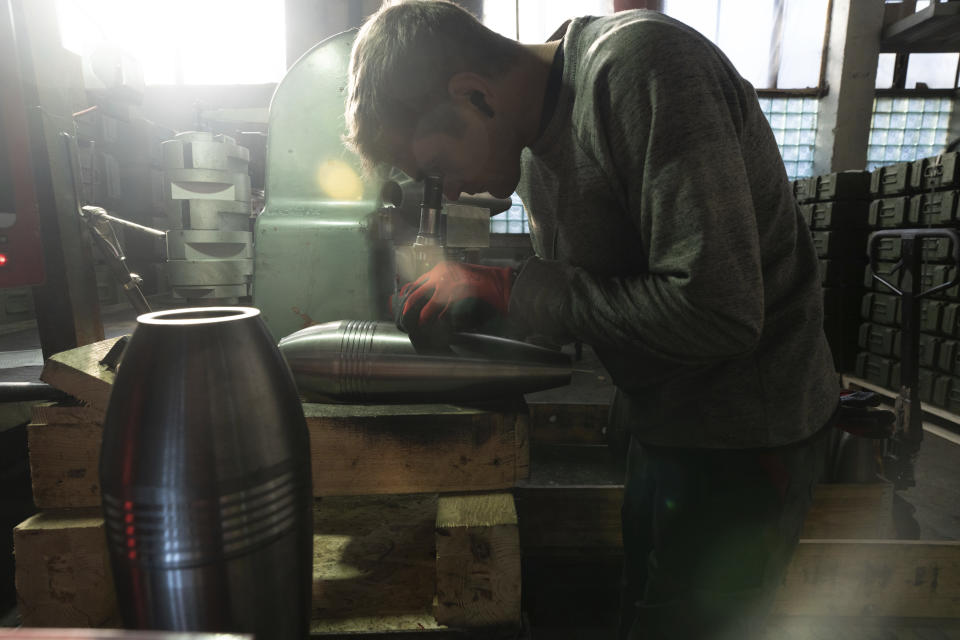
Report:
14,493,521,634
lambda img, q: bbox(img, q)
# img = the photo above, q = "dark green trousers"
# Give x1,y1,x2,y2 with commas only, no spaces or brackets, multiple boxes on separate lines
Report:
619,424,832,639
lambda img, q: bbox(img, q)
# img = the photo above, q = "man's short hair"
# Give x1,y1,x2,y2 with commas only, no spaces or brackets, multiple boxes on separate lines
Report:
345,0,521,174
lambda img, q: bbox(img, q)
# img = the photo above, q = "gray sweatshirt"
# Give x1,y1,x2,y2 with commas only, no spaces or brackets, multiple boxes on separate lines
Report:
510,11,839,448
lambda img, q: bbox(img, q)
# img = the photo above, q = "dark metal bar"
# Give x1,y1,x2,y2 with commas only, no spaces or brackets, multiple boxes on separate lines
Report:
767,0,785,89
868,228,960,488
899,234,921,448
892,52,909,90
756,87,828,98
11,0,103,358
82,206,167,238
816,0,833,93
0,381,70,403
875,87,958,98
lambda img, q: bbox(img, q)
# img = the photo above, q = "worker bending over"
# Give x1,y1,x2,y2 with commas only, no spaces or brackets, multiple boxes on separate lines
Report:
345,2,839,637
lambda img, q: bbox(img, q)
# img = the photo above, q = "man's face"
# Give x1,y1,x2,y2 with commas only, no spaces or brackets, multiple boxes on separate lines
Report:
398,102,522,201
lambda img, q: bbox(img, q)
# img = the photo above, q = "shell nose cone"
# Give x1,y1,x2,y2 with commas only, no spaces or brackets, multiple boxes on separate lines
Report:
278,320,572,403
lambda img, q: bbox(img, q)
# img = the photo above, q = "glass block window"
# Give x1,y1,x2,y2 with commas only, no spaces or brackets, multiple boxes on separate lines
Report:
490,196,530,234
758,96,819,180
866,97,954,170
491,95,821,233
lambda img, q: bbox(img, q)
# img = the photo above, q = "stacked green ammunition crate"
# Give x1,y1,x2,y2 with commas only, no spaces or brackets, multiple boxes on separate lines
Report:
855,151,960,412
794,170,872,372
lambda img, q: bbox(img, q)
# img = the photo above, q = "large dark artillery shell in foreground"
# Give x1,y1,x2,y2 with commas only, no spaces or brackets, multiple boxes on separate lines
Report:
278,320,572,403
100,307,312,640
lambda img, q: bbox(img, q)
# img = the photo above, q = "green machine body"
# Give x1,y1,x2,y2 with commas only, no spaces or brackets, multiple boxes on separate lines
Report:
253,30,394,340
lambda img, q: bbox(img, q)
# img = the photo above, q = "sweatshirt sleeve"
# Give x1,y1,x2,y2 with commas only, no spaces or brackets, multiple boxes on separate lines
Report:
510,20,766,369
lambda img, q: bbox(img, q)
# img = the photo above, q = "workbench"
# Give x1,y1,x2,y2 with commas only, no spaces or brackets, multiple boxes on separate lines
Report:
14,337,960,637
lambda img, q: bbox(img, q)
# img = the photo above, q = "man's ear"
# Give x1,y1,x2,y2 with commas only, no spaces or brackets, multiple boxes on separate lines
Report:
448,72,495,118
469,91,495,118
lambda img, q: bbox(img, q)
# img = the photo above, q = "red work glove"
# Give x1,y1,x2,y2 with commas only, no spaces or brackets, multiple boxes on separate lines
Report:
392,262,514,342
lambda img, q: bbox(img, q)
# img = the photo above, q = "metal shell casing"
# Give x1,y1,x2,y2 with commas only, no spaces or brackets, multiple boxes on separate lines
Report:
99,307,313,640
278,320,573,403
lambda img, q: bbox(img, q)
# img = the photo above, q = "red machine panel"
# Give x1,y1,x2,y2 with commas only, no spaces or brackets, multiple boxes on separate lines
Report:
0,0,45,288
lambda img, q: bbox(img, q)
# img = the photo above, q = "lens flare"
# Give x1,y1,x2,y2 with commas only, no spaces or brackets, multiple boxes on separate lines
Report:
316,160,363,201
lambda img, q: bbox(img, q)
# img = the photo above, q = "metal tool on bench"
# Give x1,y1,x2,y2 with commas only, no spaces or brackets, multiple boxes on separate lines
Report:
79,205,164,316
278,320,572,403
868,227,960,487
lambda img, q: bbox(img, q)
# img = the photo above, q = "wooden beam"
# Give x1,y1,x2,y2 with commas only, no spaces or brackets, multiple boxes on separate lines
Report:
800,483,895,540
433,492,521,630
766,615,960,638
26,402,529,508
304,403,529,497
515,482,896,558
881,1,960,53
772,539,960,617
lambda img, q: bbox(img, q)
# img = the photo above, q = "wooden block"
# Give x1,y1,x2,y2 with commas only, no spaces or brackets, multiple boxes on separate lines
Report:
13,509,118,627
433,493,521,630
304,403,529,496
527,402,609,445
515,485,623,555
310,614,444,635
25,403,530,508
801,483,895,540
15,496,517,632
312,495,437,619
772,539,960,617
28,422,103,509
40,338,121,412
31,404,105,425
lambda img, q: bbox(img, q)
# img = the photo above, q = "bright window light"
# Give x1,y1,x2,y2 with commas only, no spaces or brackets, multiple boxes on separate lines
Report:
876,53,897,89
484,0,614,44
905,53,960,89
56,0,286,85
663,0,828,89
